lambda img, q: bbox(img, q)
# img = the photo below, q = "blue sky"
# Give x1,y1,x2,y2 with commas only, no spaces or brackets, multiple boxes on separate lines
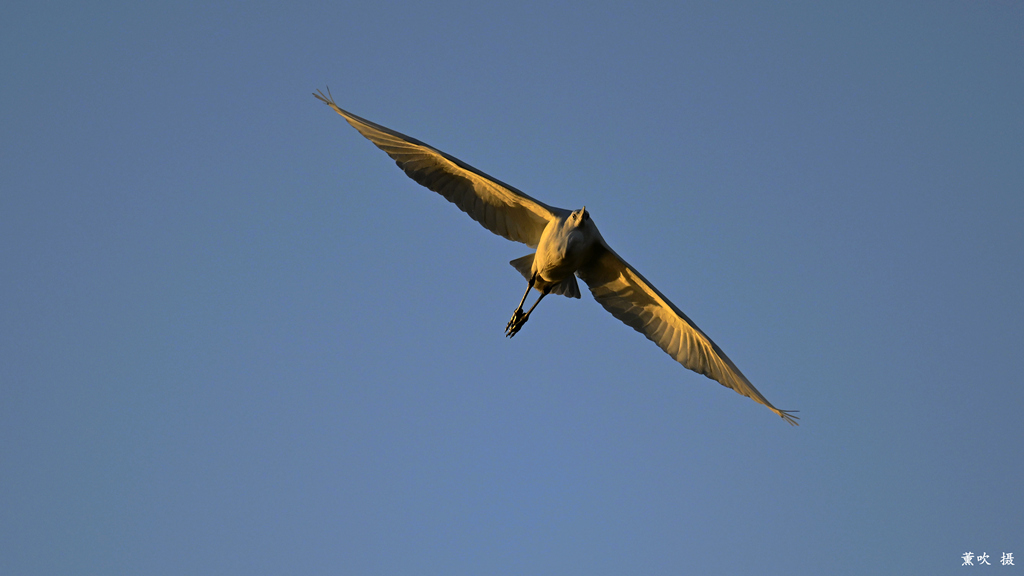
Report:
2,1,1022,574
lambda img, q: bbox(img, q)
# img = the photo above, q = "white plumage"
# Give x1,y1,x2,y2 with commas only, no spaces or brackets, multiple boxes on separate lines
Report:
316,89,797,425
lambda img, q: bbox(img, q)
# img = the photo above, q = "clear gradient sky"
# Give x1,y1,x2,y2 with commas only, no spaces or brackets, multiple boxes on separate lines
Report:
2,1,1022,575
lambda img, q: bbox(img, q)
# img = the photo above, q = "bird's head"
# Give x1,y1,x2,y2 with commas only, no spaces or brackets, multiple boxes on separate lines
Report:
571,206,590,225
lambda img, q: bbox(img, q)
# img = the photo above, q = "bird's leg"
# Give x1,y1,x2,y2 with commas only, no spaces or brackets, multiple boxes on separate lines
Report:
506,286,548,338
505,276,535,337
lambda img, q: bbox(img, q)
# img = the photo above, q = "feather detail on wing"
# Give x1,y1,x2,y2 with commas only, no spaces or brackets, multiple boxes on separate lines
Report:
578,245,798,425
315,89,565,248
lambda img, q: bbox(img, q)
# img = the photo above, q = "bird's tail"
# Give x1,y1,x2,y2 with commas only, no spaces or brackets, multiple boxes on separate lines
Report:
509,254,534,281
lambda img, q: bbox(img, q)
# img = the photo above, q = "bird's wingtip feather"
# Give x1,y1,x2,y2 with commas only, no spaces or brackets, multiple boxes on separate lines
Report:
777,409,800,426
313,87,336,106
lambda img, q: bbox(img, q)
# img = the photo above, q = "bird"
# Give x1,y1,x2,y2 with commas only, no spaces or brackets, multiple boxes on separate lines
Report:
314,88,798,425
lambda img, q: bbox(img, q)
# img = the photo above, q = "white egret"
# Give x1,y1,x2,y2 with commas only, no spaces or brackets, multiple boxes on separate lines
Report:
315,89,797,425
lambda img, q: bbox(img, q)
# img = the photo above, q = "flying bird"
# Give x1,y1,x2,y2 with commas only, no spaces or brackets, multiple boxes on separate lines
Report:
315,89,797,425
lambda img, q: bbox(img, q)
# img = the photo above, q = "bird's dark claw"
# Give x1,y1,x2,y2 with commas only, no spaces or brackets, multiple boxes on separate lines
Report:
505,308,528,338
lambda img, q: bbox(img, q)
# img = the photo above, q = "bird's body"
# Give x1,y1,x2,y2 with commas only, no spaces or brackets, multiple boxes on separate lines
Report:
531,208,593,292
315,89,798,425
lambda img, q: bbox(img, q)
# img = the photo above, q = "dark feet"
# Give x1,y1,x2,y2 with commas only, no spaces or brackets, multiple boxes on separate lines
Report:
505,308,529,338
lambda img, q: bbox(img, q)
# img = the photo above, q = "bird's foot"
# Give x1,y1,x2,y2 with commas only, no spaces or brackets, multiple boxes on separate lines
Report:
505,308,529,338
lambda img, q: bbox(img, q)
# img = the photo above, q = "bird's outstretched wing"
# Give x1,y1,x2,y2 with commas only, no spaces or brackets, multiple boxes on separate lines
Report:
578,244,798,425
315,89,566,248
